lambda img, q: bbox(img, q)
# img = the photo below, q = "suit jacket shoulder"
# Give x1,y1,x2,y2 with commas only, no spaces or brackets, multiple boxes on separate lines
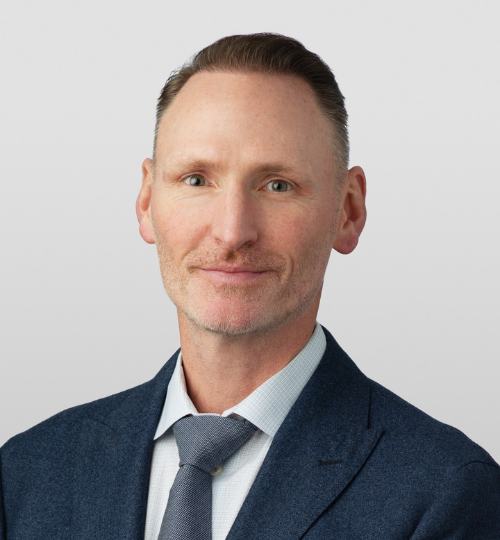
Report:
2,350,175,463
369,377,498,468
0,351,178,540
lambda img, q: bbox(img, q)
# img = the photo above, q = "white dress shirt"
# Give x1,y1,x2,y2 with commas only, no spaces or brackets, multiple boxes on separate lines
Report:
144,323,327,540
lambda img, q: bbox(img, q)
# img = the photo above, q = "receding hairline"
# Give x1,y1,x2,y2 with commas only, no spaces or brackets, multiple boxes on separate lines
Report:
155,68,336,135
152,33,350,186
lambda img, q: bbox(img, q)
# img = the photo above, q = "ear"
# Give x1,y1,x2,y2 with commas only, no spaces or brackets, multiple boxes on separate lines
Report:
333,166,367,254
136,158,156,244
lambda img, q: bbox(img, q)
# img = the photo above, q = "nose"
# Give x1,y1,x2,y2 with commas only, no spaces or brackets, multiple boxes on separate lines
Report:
211,188,259,251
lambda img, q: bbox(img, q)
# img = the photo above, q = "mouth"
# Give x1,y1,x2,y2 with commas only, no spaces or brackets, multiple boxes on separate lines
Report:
195,266,268,285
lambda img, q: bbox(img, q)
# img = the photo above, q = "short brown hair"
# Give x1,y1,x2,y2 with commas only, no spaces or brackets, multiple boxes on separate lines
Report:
154,33,349,173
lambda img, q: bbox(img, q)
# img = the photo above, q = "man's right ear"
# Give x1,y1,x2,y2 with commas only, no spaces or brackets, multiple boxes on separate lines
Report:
136,158,156,244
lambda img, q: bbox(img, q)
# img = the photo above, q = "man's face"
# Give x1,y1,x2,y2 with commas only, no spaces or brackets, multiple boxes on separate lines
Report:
139,71,349,336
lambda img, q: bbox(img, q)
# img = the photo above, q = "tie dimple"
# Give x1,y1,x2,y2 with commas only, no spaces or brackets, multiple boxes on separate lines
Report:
157,415,257,540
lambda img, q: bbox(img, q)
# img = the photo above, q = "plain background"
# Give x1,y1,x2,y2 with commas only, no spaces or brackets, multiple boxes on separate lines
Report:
1,1,499,462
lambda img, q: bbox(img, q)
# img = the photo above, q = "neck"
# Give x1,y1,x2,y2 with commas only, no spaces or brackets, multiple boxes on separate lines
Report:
177,304,319,414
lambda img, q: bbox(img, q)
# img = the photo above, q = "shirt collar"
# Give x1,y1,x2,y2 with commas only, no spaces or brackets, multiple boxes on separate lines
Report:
153,353,198,440
154,323,326,440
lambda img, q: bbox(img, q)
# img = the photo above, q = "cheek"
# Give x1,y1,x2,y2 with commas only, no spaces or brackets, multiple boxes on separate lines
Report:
265,205,334,256
291,216,336,282
151,199,205,254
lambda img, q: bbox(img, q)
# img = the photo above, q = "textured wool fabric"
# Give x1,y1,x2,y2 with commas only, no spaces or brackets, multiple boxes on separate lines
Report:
157,416,257,540
145,324,326,540
2,327,500,539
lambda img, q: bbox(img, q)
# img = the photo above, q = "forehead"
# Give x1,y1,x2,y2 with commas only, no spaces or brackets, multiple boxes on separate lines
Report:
155,71,335,175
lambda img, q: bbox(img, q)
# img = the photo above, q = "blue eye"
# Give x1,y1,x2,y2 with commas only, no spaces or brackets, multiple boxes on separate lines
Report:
266,180,291,192
184,174,206,186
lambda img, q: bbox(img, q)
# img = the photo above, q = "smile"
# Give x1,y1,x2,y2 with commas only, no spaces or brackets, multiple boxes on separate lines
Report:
196,267,268,285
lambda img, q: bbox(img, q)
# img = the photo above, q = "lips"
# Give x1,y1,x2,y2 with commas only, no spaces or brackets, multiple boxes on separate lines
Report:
195,266,268,285
199,265,266,273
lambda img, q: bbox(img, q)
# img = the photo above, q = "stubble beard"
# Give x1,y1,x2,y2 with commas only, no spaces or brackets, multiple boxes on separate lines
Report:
154,238,332,338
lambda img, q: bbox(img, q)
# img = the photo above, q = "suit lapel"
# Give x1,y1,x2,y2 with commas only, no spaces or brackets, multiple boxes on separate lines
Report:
70,352,178,540
228,330,383,540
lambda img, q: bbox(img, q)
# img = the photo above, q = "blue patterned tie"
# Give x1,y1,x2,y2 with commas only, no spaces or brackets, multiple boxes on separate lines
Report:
157,415,257,540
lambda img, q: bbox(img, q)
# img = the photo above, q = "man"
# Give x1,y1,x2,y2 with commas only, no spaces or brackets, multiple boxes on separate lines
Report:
1,33,499,540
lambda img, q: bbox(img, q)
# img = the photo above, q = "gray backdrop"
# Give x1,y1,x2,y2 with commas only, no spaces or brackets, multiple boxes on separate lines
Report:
1,0,499,462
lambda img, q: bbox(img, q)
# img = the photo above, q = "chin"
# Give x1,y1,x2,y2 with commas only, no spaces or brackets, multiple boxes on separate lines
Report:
182,306,268,336
180,299,304,337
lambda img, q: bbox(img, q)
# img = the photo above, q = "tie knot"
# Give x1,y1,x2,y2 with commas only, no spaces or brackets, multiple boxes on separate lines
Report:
173,415,257,473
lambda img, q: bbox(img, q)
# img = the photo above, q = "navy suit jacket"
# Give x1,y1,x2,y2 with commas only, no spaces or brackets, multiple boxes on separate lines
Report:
1,328,500,539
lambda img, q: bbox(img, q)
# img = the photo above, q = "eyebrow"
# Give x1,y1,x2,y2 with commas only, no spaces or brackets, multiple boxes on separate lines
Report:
163,156,300,177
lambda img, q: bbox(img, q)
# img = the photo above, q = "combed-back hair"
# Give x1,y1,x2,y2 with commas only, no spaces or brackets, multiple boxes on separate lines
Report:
153,33,349,174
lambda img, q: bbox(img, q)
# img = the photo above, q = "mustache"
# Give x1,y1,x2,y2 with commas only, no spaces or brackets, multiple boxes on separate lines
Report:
185,247,286,273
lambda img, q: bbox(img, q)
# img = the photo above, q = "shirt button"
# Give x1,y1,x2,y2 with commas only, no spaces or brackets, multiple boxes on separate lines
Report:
211,464,224,477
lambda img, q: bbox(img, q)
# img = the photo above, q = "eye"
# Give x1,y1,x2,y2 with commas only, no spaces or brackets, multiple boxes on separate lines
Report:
265,180,292,192
184,174,206,186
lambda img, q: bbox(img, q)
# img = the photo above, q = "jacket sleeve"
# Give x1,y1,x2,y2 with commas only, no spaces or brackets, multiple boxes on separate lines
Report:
0,450,6,540
409,460,500,539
